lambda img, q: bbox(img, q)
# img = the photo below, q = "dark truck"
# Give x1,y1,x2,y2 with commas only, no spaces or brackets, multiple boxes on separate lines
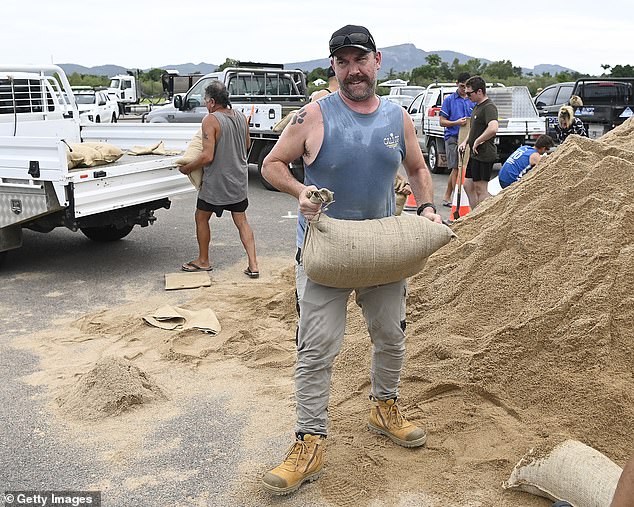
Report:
567,78,634,139
145,62,308,189
161,71,204,100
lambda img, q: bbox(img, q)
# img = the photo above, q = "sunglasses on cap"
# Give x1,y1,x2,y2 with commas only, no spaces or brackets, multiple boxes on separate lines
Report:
329,32,376,52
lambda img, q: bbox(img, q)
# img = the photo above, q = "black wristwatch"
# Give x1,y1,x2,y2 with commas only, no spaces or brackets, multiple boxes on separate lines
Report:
416,202,437,215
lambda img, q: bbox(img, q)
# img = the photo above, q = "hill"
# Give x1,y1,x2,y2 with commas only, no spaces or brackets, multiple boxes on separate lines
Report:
58,44,575,78
286,43,575,77
59,62,218,77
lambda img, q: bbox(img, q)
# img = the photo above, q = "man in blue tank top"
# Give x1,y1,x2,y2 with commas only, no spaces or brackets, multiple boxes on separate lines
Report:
261,24,442,495
498,135,554,189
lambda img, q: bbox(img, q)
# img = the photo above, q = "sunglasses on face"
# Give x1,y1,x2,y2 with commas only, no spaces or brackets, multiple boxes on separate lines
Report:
466,90,478,96
329,32,375,51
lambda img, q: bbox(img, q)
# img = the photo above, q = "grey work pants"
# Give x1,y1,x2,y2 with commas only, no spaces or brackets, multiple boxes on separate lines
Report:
294,262,407,436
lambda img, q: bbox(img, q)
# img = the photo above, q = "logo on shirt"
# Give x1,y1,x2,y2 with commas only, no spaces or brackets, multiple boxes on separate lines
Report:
383,132,400,149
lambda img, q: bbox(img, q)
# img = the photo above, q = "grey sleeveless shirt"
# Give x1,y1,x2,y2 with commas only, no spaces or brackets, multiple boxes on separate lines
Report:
296,93,406,247
198,110,248,206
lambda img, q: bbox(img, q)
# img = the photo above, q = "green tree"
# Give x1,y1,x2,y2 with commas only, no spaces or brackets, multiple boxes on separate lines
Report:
67,72,109,88
609,64,634,77
554,70,581,82
425,54,442,67
307,67,328,83
464,58,487,76
486,60,517,80
217,58,240,71
146,68,164,82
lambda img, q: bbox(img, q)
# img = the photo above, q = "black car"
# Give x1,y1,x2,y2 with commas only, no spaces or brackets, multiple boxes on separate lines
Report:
534,82,575,137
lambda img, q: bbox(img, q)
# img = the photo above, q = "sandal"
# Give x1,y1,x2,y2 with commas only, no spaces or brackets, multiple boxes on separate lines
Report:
244,267,260,279
182,261,213,272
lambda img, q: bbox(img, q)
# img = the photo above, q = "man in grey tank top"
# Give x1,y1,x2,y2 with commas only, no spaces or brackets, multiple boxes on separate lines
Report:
261,25,442,495
178,82,259,277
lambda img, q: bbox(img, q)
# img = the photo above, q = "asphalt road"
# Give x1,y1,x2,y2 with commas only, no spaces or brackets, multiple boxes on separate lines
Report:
0,164,454,505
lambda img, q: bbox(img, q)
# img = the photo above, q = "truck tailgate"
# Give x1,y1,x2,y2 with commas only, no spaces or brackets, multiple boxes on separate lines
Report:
69,154,193,217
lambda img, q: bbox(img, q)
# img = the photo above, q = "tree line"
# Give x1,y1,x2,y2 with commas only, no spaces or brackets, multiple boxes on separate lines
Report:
67,68,173,99
66,57,633,100
307,56,634,96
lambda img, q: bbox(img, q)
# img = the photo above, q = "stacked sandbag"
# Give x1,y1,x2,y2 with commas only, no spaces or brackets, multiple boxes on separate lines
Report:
175,128,203,190
301,189,454,288
66,142,123,168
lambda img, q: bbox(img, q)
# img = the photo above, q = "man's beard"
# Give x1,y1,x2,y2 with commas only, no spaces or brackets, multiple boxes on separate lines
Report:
340,75,376,102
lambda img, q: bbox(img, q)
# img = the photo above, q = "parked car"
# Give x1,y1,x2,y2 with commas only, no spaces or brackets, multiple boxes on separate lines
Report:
384,85,426,108
73,88,119,124
407,91,427,150
550,78,634,139
533,82,575,137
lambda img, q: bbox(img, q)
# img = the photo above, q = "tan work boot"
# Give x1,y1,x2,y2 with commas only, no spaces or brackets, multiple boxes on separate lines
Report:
262,434,324,495
368,398,427,447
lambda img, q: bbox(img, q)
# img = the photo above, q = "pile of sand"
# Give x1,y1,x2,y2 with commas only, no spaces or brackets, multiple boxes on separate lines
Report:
56,356,166,420
317,118,634,504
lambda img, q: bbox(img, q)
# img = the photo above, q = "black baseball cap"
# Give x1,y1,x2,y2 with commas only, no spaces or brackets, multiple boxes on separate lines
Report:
328,25,376,57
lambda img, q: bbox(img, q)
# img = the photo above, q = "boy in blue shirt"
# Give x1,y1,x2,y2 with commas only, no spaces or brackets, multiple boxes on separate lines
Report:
498,134,554,189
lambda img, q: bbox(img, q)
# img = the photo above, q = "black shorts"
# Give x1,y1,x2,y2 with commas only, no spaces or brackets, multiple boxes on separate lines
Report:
196,197,248,217
465,159,494,182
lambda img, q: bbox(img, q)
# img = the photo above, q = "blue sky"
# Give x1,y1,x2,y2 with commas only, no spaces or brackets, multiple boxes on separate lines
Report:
2,0,631,75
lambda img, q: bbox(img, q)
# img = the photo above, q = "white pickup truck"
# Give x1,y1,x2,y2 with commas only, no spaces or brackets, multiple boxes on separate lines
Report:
408,84,546,173
0,65,199,265
145,63,308,190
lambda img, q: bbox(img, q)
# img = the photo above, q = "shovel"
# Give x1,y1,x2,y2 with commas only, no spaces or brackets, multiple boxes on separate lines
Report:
453,149,466,221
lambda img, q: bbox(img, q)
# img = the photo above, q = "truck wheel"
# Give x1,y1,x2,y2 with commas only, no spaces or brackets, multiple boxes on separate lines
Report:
427,140,445,174
257,143,279,192
95,116,101,123
111,113,117,123
80,224,134,242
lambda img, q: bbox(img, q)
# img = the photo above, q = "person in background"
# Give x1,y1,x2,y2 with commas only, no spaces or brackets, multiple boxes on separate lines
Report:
178,82,259,278
260,23,441,496
554,104,588,143
569,95,583,108
439,72,474,207
458,75,499,208
498,134,554,189
310,67,339,102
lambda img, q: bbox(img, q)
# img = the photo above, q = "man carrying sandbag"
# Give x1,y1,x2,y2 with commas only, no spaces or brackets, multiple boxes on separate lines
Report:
261,24,442,495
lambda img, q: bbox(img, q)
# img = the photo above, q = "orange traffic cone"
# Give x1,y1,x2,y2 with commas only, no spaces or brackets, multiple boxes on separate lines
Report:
450,171,471,220
450,186,471,219
403,192,417,211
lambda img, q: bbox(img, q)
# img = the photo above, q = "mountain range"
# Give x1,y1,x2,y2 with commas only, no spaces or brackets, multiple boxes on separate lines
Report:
59,43,575,79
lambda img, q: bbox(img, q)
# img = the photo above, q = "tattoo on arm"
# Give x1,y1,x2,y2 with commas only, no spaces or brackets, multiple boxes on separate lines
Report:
202,131,209,140
291,108,307,126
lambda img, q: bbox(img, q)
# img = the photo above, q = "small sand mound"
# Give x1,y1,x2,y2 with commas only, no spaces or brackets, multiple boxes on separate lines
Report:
56,356,166,420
